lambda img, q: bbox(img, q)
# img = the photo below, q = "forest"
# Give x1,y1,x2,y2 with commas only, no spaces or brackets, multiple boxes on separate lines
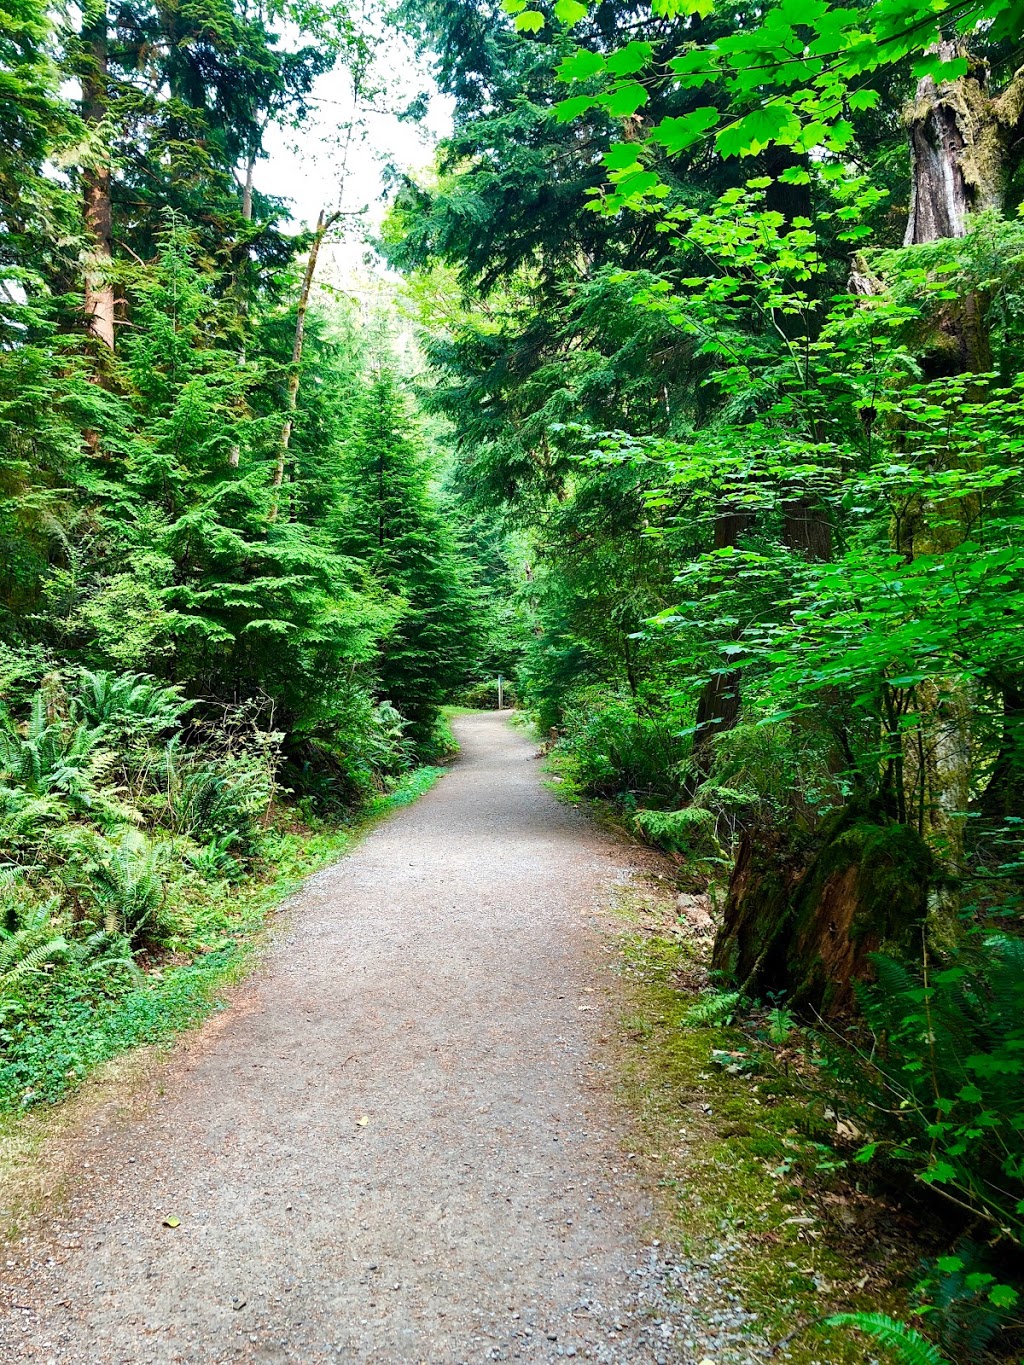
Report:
2,0,1024,1358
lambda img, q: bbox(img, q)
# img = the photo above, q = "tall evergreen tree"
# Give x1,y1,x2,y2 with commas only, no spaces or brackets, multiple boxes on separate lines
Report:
340,370,473,747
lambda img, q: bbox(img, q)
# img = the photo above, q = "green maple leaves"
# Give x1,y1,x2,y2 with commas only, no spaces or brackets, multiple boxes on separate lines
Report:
502,0,588,30
530,0,1021,213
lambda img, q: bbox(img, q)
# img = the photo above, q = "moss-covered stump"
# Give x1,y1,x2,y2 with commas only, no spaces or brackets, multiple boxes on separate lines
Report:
713,806,933,1017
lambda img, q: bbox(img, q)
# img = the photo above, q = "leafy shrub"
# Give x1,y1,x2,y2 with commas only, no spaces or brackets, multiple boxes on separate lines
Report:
368,700,415,773
557,690,685,802
844,936,1024,1242
634,805,723,857
286,695,416,814
65,830,171,947
185,835,241,883
0,781,64,855
0,897,68,993
71,669,189,745
0,691,114,814
460,678,517,709
915,1242,1019,1357
165,752,272,854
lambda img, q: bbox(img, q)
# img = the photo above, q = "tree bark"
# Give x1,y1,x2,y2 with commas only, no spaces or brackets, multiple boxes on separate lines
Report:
227,155,258,471
268,209,339,523
80,0,115,352
782,495,831,561
241,154,256,225
979,678,1024,820
904,44,1024,246
689,505,754,781
713,805,932,1019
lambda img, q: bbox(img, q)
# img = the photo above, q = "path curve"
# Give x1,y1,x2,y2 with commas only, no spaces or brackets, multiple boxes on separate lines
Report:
0,713,744,1364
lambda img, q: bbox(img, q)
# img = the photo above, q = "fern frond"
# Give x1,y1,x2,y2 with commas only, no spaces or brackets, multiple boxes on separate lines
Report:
683,990,742,1026
0,932,69,991
823,1313,948,1365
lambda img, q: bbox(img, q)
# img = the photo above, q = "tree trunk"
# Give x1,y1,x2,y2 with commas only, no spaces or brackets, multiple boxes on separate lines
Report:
241,154,256,224
228,154,258,471
979,678,1024,820
712,804,932,1019
903,44,1024,247
782,495,831,561
690,494,829,782
80,0,114,352
898,49,1024,884
268,210,339,523
689,505,754,781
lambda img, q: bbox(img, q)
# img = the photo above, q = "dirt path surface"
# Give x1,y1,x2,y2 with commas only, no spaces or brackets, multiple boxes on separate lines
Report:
1,713,755,1365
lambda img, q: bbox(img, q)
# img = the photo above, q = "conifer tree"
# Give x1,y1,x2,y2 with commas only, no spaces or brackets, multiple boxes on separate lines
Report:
340,369,472,748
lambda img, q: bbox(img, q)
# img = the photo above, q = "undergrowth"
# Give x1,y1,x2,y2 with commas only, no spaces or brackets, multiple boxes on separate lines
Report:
611,882,921,1365
0,764,444,1115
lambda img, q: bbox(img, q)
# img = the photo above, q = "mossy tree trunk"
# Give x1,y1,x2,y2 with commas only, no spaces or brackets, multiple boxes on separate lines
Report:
712,806,932,1019
896,46,1024,888
904,43,1024,250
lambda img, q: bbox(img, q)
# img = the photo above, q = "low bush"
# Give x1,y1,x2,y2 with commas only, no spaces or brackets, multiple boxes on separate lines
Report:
835,937,1024,1245
555,689,686,803
459,678,517,710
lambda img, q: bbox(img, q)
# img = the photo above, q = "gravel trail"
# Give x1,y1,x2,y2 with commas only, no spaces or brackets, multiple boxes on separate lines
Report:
1,712,756,1365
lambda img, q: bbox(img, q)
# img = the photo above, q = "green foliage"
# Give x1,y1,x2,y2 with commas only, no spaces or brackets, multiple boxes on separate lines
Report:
71,830,170,947
0,0,490,1110
459,679,518,710
339,369,477,748
915,1242,1019,1357
682,989,742,1027
846,936,1024,1241
391,0,1024,1350
821,1314,947,1365
0,896,69,992
765,1005,795,1046
553,691,686,804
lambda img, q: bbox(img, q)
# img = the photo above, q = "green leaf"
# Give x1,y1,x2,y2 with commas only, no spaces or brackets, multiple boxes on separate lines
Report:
556,48,605,81
920,1160,957,1185
602,81,649,117
553,0,588,23
716,103,799,158
911,53,969,83
965,1272,995,1293
514,9,545,31
648,106,719,154
603,141,642,169
605,41,653,76
612,169,663,197
847,89,880,111
500,0,528,11
552,93,597,122
653,0,714,15
988,1284,1018,1309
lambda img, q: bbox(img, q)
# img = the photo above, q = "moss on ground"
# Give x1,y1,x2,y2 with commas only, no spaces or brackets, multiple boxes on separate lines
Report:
609,880,920,1365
